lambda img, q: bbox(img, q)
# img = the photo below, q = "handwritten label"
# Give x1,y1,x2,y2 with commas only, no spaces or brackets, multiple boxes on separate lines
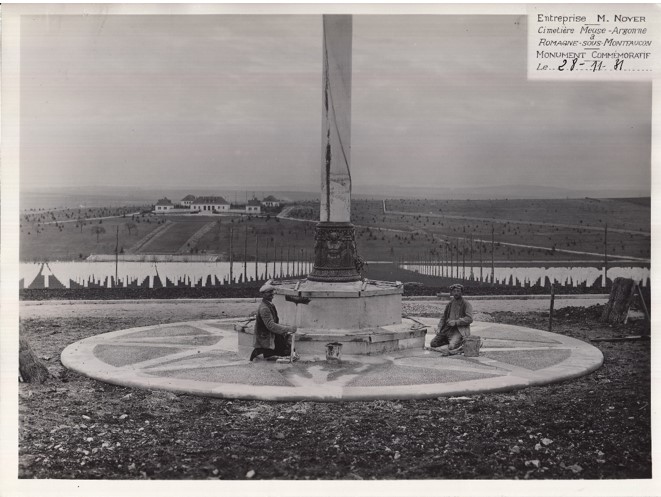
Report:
528,5,660,80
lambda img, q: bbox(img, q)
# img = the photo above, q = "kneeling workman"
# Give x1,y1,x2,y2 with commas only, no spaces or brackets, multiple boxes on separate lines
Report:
250,281,298,361
431,284,473,355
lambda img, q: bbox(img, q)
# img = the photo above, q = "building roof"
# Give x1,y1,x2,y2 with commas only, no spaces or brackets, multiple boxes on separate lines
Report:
192,196,228,205
181,194,196,201
248,199,261,206
156,198,173,206
262,195,279,202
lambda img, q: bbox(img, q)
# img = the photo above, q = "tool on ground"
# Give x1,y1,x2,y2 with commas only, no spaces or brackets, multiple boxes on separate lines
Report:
284,294,311,363
233,316,256,332
402,314,428,331
463,336,483,357
325,342,343,361
290,331,296,364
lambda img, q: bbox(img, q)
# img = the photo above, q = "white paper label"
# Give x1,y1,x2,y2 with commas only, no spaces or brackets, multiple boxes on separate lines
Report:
528,4,661,80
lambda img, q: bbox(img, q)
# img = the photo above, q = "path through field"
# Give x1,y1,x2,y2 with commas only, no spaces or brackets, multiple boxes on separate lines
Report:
277,208,649,263
42,212,142,225
127,221,174,253
382,200,650,236
177,221,218,253
412,227,649,262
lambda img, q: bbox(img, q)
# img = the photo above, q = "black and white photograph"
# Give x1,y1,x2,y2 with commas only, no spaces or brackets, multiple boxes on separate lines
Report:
2,3,657,496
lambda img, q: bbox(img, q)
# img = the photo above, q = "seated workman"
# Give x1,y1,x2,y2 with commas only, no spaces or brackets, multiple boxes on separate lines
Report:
430,284,473,355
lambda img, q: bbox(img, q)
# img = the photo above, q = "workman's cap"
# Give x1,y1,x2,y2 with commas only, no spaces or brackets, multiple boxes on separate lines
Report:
449,284,464,291
259,280,276,293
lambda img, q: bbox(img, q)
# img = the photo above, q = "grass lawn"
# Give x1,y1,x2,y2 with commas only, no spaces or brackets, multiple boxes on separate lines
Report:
20,215,161,262
381,198,650,233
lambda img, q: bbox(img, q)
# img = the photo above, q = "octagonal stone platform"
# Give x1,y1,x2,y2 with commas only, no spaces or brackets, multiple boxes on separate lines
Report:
259,279,429,357
61,318,604,402
236,318,427,359
273,279,404,330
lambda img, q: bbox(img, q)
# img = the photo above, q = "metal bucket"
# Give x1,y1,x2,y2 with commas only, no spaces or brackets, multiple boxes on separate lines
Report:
463,336,483,357
326,342,343,361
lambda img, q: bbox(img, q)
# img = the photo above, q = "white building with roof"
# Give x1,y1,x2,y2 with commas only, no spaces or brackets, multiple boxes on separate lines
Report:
246,199,262,213
155,198,174,212
261,195,281,208
181,194,196,207
191,196,230,213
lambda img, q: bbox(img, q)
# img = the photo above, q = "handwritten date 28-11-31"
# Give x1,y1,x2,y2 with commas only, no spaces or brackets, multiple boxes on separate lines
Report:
537,58,626,72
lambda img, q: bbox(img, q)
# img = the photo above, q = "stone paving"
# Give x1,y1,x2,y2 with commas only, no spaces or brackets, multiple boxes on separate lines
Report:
61,317,604,402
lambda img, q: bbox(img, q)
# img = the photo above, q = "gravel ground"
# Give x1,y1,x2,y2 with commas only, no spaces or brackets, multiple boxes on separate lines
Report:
17,304,651,481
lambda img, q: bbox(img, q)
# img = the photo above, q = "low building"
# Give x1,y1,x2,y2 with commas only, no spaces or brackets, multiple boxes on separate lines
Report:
191,196,230,213
261,195,281,208
246,199,262,214
181,194,196,207
155,198,174,212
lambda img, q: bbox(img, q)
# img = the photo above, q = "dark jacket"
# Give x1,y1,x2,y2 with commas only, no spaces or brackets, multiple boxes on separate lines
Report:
253,299,296,349
437,297,473,338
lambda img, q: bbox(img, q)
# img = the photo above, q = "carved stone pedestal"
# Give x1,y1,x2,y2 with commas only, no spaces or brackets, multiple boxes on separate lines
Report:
308,222,361,283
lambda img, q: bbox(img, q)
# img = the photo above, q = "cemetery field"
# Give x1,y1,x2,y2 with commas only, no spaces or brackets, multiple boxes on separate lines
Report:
20,198,650,263
381,197,650,233
18,303,650,479
20,209,161,262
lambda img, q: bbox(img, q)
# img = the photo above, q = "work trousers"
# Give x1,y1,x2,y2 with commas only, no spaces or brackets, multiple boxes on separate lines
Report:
250,334,291,360
430,327,464,352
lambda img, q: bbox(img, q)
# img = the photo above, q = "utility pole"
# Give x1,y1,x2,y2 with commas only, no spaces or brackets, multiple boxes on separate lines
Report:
430,250,434,276
491,224,495,286
447,243,452,279
115,225,119,287
549,282,555,332
255,234,259,281
265,238,270,279
428,250,431,277
604,223,608,288
469,234,474,281
273,239,277,279
447,243,451,279
479,240,483,283
307,249,311,274
243,223,248,282
431,248,435,277
462,237,466,280
286,246,290,277
229,226,234,284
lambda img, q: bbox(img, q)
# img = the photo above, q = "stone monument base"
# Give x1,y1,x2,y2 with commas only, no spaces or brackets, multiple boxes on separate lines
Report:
238,319,428,359
236,279,428,359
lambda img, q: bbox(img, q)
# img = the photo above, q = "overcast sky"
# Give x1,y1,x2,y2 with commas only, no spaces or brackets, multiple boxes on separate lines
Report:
19,14,651,193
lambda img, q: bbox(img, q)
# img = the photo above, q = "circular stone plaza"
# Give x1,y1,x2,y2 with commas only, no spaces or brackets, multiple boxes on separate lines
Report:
61,314,603,402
